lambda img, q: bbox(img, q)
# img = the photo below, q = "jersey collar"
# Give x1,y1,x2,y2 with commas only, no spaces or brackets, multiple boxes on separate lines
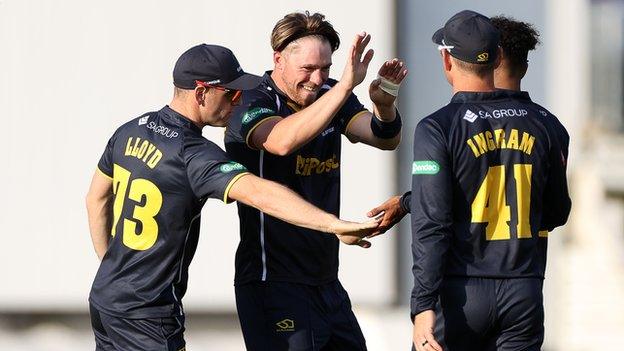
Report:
160,105,202,134
451,89,532,103
263,71,304,111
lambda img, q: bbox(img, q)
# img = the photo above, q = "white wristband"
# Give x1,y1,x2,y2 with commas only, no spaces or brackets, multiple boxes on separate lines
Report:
378,75,401,97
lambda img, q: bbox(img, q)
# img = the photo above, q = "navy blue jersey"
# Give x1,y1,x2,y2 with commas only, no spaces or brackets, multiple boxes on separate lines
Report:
410,90,571,316
90,106,248,318
225,72,367,285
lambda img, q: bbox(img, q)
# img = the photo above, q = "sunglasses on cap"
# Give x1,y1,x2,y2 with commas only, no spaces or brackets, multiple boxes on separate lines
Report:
195,80,243,104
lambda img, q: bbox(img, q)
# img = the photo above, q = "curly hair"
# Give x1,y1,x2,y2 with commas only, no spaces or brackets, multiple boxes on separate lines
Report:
491,15,540,69
270,11,340,52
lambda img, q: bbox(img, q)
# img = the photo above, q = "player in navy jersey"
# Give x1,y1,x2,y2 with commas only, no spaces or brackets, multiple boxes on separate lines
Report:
85,44,380,351
407,11,570,351
367,16,553,237
225,11,408,351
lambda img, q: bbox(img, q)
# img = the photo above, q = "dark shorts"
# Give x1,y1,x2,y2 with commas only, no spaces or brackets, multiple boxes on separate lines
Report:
235,280,367,351
433,277,544,351
90,303,186,351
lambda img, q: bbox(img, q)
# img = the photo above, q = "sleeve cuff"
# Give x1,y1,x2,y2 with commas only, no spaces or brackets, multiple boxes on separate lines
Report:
222,172,251,203
96,167,113,180
344,110,370,134
244,116,283,149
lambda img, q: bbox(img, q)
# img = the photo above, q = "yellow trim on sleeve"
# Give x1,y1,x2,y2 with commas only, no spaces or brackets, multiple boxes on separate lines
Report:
223,172,251,203
344,110,370,134
96,167,113,180
538,230,548,238
245,116,283,149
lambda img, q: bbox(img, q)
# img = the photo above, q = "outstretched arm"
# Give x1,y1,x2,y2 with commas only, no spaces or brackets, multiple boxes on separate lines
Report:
366,192,410,237
227,174,380,247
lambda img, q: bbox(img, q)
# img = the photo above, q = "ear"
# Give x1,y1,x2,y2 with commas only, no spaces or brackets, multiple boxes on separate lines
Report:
442,50,453,72
494,47,503,70
195,86,207,106
273,51,283,70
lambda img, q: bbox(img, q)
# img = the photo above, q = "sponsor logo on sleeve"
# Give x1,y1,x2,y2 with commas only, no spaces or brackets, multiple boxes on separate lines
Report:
220,162,246,173
412,160,440,175
242,107,276,125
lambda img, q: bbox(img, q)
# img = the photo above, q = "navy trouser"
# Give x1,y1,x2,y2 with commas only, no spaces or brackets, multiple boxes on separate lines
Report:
430,277,544,351
90,303,186,351
235,280,367,351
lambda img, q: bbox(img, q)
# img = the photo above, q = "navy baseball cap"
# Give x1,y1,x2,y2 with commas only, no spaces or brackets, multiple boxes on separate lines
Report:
173,44,262,90
432,10,500,64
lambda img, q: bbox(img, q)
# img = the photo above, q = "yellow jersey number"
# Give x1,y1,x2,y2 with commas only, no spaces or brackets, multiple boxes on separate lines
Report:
471,164,546,240
111,164,163,250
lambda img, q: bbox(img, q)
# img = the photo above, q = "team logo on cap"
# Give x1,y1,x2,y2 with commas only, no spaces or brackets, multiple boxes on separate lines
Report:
476,52,489,62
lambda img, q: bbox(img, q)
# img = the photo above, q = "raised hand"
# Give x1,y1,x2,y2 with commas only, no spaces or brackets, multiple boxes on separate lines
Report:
369,58,408,110
339,32,375,90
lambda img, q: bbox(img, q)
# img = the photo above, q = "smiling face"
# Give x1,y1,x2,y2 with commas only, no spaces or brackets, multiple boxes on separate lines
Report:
272,36,332,107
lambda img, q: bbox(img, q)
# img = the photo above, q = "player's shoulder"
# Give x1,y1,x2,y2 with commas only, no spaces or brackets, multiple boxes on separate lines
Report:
183,132,228,158
419,102,464,128
242,73,280,102
109,110,159,139
322,78,339,90
523,99,569,136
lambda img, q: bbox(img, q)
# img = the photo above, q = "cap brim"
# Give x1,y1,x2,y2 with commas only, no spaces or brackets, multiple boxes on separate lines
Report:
221,72,263,90
432,28,444,45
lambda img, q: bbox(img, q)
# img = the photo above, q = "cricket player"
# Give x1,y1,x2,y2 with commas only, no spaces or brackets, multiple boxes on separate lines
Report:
224,11,408,351
368,15,558,237
409,10,571,351
85,44,380,351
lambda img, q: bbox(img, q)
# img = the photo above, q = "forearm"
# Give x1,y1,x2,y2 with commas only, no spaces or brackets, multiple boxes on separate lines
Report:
400,191,412,213
373,103,397,122
264,82,352,154
230,175,338,233
86,196,112,260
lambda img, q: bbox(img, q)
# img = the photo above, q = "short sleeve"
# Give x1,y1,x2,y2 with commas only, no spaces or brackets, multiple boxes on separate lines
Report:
184,138,249,202
97,132,116,179
335,91,367,134
232,90,281,148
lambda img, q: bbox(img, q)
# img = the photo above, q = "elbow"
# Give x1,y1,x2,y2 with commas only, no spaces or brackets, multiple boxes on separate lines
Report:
85,192,94,212
263,139,297,156
378,135,401,150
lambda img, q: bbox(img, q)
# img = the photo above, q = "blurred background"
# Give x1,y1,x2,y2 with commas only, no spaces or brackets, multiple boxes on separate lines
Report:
0,0,621,349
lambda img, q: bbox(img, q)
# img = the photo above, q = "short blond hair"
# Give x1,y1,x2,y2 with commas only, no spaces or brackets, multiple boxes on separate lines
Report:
270,11,340,52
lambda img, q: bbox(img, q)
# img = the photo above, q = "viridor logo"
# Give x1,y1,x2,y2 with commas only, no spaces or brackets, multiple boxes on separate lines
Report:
138,116,149,125
242,107,275,125
412,160,440,175
220,162,246,173
463,109,478,123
